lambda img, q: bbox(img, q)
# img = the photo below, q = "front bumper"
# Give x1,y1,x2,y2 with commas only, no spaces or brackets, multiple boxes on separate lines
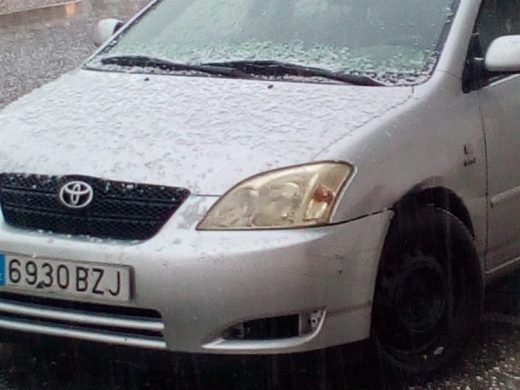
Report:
0,197,392,354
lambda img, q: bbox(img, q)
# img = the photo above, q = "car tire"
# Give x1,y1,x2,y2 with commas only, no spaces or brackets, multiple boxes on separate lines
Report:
372,206,483,382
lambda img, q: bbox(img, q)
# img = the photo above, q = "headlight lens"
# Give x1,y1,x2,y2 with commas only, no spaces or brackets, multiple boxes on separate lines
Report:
198,162,354,230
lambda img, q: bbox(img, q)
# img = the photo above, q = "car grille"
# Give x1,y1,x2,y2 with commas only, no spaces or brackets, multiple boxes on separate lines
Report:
0,173,190,240
0,292,166,349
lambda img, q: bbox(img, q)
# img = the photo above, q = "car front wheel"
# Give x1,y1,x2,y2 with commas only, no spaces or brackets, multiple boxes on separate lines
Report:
372,206,483,380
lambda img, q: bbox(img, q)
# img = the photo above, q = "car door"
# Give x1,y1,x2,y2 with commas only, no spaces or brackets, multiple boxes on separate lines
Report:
473,0,520,269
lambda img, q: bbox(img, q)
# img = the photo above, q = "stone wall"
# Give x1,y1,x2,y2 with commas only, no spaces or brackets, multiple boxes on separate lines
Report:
0,0,79,15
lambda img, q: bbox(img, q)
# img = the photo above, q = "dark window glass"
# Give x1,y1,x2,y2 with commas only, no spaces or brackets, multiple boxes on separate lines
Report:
476,0,520,56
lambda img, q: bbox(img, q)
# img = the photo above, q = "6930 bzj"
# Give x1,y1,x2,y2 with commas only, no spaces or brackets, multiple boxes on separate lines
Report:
0,253,131,302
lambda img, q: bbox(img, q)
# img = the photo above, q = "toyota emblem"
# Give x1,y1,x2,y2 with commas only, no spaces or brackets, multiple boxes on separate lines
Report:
59,181,94,209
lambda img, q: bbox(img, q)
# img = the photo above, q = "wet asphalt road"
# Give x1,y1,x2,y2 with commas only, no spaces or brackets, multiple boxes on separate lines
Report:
0,1,519,389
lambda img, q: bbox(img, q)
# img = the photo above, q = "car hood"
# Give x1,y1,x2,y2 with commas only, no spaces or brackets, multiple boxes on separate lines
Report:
0,70,412,195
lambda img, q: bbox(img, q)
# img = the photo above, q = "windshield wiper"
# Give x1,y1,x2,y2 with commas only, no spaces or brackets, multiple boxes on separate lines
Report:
100,55,251,78
202,60,385,86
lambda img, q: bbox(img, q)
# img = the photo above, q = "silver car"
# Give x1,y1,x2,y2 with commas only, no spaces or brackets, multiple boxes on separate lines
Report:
0,0,518,378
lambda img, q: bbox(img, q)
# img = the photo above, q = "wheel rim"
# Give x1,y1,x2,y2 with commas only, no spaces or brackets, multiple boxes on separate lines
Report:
395,259,447,334
376,253,456,356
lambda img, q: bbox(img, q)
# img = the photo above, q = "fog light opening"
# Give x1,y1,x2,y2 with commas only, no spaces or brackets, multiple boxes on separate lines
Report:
299,310,324,335
223,310,324,341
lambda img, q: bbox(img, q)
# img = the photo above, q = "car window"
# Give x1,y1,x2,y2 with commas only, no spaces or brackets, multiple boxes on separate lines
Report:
90,0,457,84
475,0,520,56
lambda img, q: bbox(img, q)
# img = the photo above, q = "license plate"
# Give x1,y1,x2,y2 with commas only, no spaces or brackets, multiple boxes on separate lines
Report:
0,253,131,302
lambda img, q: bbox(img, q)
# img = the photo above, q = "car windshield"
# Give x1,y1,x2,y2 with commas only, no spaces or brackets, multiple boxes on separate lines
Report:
90,0,458,84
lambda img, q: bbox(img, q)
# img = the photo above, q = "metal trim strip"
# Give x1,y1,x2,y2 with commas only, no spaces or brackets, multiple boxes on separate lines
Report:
0,301,164,332
0,316,167,350
491,185,520,207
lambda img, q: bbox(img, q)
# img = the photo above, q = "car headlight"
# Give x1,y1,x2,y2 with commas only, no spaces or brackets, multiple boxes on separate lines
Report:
198,162,354,230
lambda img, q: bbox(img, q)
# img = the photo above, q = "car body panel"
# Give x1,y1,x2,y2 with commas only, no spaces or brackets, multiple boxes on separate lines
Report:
0,70,412,196
478,75,520,269
0,198,392,353
325,71,488,259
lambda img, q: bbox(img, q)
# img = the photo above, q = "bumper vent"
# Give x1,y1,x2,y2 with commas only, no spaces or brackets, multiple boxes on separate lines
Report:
0,292,166,349
0,173,190,240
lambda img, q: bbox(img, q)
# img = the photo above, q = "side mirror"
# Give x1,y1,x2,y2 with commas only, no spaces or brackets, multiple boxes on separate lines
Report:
93,18,124,47
485,35,520,73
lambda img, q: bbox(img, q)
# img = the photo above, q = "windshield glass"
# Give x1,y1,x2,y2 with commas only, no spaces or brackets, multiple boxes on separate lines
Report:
91,0,458,84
